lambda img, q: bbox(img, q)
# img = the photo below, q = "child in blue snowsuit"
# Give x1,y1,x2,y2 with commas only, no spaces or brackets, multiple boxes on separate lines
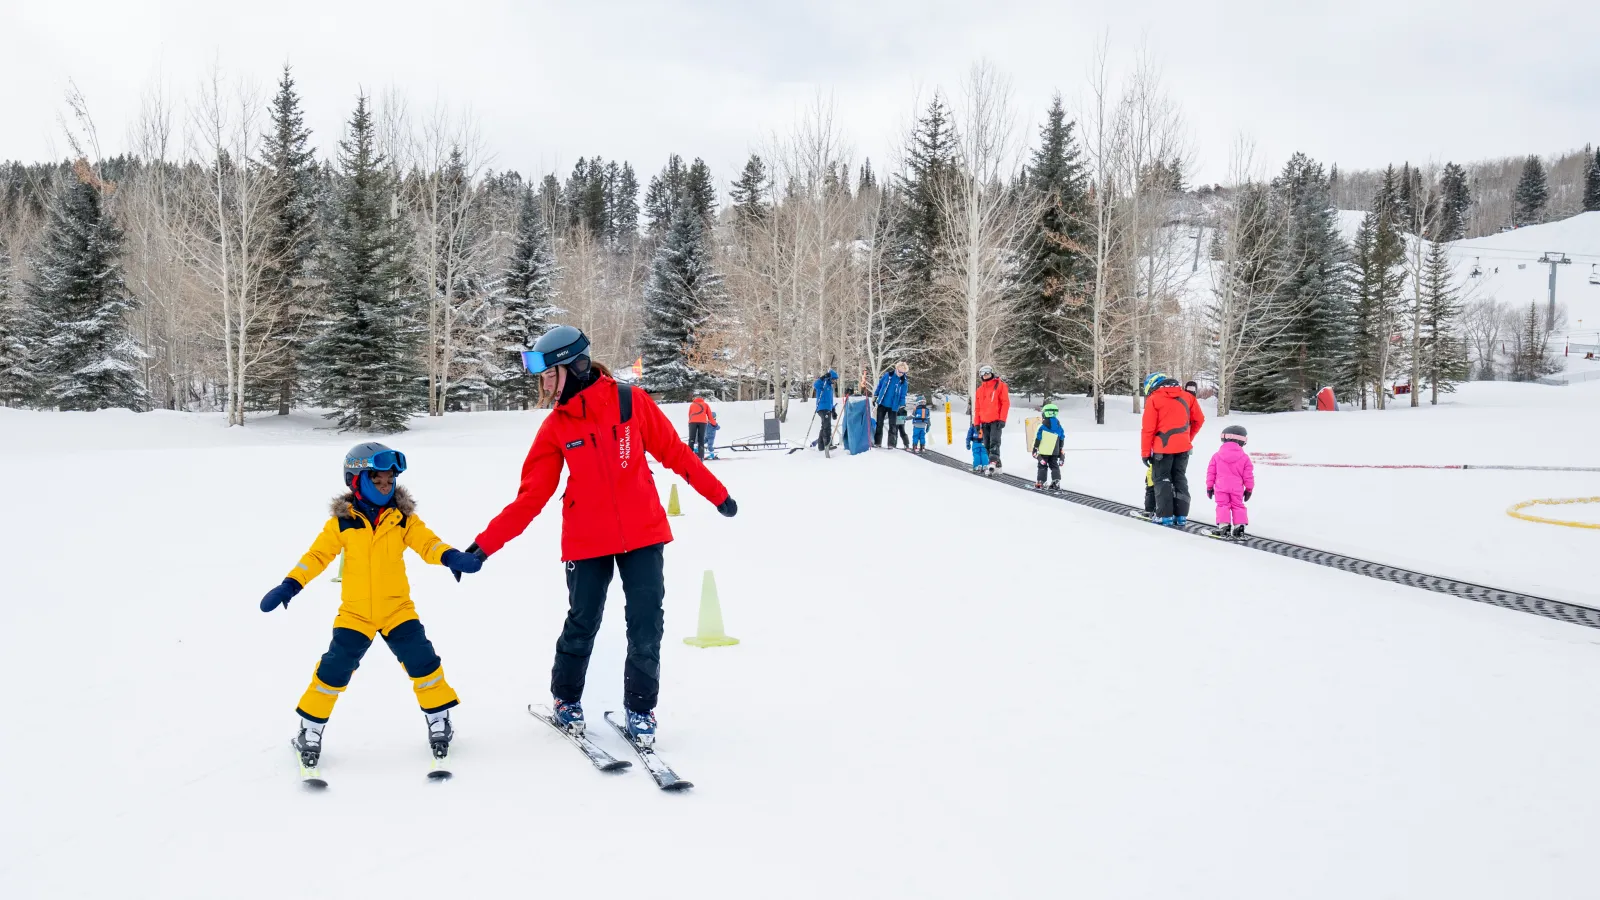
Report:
965,421,989,473
911,401,931,453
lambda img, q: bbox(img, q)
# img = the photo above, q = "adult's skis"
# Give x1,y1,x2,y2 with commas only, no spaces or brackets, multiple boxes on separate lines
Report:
605,711,693,792
529,704,631,773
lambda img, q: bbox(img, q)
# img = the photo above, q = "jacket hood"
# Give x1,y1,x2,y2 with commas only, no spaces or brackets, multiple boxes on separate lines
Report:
331,484,416,519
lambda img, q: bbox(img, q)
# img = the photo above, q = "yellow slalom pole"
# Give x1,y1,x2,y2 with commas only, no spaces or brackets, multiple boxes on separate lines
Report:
945,400,953,445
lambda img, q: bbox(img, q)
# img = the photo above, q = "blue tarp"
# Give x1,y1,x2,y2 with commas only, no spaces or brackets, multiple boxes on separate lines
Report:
843,397,872,455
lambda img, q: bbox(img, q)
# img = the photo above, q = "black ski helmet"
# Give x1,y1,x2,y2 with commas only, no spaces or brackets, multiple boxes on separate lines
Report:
524,325,591,374
1221,425,1248,444
344,442,406,482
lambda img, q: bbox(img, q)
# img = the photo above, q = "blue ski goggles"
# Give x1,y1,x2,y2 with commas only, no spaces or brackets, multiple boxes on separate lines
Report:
522,350,591,376
347,448,407,475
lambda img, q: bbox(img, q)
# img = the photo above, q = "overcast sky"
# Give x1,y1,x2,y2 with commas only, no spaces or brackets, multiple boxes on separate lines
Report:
5,0,1597,191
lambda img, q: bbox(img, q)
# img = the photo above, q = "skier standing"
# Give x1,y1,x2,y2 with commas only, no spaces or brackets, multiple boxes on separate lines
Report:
471,326,736,746
813,369,838,451
910,400,931,453
1206,425,1255,538
872,361,910,448
687,395,715,459
1031,402,1065,490
973,365,1010,472
1139,372,1205,526
260,443,485,769
965,420,990,473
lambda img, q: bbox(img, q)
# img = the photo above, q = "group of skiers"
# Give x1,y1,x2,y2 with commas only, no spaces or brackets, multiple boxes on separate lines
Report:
1138,372,1254,538
261,325,737,772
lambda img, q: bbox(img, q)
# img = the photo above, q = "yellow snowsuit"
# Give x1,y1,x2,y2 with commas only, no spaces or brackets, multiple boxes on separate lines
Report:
287,487,460,722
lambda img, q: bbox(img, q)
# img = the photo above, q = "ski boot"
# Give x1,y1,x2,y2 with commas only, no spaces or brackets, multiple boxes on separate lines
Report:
1155,515,1176,527
552,697,585,735
1048,481,1061,492
626,710,658,747
1211,525,1234,539
1175,516,1188,526
426,709,453,760
1034,480,1045,489
294,719,325,768
1231,524,1247,539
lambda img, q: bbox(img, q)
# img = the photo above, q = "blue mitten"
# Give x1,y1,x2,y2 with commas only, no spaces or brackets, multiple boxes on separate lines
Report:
717,497,738,518
445,543,488,582
260,578,302,613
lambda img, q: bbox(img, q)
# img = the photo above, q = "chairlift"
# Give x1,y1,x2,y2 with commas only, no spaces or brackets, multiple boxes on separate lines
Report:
1470,256,1482,278
1590,264,1599,286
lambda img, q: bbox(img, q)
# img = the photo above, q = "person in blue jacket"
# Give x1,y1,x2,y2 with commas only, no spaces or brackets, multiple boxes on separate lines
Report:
910,399,931,453
812,369,838,452
965,420,990,473
1031,402,1066,490
873,361,910,448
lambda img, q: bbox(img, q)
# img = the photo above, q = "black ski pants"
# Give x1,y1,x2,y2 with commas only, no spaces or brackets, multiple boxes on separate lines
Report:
817,410,834,450
1151,451,1192,519
551,543,666,714
1036,455,1061,485
982,421,1005,465
874,404,901,448
687,422,708,459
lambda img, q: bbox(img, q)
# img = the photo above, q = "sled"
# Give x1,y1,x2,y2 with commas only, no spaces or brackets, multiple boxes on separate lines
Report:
728,411,792,452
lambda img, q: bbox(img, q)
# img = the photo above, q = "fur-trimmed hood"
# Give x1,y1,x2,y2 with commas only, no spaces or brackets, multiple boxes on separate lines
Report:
330,484,417,520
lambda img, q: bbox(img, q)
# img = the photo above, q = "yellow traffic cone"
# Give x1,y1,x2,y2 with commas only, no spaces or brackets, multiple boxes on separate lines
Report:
683,570,739,648
667,483,683,517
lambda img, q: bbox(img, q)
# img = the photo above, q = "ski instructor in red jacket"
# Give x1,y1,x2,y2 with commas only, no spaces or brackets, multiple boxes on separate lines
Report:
467,325,736,747
1139,371,1205,527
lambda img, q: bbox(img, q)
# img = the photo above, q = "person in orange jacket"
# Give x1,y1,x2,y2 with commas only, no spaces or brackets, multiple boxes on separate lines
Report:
687,395,714,459
1139,371,1205,526
973,365,1010,471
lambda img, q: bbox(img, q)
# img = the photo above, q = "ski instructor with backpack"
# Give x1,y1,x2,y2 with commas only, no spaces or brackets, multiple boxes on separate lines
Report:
1139,371,1205,527
465,325,737,747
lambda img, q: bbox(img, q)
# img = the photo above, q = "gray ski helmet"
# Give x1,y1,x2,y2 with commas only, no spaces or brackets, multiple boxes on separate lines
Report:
344,442,407,481
1221,425,1248,444
523,325,591,374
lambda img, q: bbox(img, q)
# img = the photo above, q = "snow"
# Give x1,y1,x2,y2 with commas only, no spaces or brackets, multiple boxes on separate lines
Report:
4,390,1600,898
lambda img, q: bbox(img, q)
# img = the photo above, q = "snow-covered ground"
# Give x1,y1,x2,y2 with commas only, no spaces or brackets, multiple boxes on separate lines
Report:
4,388,1600,899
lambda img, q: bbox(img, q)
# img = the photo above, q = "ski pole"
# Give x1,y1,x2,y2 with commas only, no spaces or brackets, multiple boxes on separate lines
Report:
790,410,818,455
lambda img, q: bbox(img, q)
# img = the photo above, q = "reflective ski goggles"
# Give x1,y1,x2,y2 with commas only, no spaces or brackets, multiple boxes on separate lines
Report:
522,350,591,376
347,448,407,474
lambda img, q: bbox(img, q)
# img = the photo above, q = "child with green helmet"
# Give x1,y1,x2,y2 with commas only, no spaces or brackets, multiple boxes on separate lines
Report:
1032,402,1066,490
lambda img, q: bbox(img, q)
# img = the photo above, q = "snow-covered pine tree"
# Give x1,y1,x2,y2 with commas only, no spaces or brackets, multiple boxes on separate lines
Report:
608,162,640,248
729,154,768,226
1437,162,1471,242
492,185,560,408
1007,95,1088,398
889,94,957,385
640,203,722,401
1419,238,1466,403
27,161,147,411
857,158,877,193
0,246,37,407
1347,175,1407,408
1512,155,1549,227
1511,302,1554,382
1583,146,1600,213
685,158,717,227
303,95,423,433
252,64,320,415
1259,153,1351,408
644,154,688,233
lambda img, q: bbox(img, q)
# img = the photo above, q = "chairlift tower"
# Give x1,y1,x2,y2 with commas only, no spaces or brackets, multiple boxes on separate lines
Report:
1538,251,1571,329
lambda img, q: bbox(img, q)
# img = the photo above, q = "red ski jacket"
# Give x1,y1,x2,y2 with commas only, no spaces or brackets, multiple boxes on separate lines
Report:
974,377,1010,425
475,376,730,561
1140,384,1205,458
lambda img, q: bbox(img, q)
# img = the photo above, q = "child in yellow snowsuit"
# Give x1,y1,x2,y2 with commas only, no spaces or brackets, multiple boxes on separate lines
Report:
259,442,486,769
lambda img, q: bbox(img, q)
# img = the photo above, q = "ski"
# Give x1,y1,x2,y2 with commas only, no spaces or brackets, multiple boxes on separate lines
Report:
604,711,693,792
528,704,631,773
289,738,327,790
428,755,453,781
1126,509,1155,521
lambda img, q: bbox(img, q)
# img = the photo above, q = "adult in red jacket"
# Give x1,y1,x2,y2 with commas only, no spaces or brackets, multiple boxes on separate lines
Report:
973,365,1010,470
1139,372,1205,524
687,396,714,459
470,326,735,746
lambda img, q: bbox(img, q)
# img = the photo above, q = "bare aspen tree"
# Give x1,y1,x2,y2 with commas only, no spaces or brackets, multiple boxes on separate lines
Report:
122,82,193,409
1074,42,1129,425
931,62,1037,411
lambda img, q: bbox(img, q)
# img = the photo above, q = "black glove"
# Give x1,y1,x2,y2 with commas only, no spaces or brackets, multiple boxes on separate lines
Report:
448,542,488,582
1142,457,1152,467
1207,488,1215,500
260,577,301,613
717,496,738,518
1243,489,1252,502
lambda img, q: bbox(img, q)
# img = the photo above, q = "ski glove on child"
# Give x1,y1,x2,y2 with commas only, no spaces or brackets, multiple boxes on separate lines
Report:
260,577,302,612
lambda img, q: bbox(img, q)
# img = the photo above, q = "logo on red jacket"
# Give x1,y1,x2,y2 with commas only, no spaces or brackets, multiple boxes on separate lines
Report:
618,424,633,469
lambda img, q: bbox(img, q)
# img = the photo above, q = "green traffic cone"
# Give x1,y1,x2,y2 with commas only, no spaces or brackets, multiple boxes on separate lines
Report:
684,570,739,648
667,484,683,517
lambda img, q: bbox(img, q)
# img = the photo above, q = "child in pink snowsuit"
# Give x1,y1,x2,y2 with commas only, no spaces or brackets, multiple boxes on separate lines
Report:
1206,425,1254,538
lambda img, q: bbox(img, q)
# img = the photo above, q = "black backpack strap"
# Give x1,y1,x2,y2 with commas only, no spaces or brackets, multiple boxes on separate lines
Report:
617,382,634,424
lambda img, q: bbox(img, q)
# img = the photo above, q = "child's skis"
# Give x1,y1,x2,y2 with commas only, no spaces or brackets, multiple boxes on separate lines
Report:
289,739,328,790
528,704,631,773
604,711,693,792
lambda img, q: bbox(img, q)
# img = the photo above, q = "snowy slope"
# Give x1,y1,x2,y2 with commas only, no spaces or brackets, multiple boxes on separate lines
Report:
4,400,1600,899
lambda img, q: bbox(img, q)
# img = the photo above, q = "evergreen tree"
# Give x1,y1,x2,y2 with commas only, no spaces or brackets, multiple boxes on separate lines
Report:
1264,153,1351,407
640,204,723,400
685,158,717,225
1437,162,1471,241
608,161,640,247
857,158,877,193
253,65,321,415
890,94,957,385
1220,183,1293,413
1347,185,1407,408
1418,238,1467,401
492,186,560,408
1512,302,1553,381
0,246,36,406
27,162,146,411
644,154,688,232
1513,155,1549,227
536,173,565,232
1395,162,1415,232
1583,145,1600,213
304,95,423,433
729,154,769,225
1007,95,1088,397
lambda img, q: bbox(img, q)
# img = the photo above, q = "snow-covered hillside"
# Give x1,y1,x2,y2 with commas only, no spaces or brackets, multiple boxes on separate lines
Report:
3,387,1600,899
